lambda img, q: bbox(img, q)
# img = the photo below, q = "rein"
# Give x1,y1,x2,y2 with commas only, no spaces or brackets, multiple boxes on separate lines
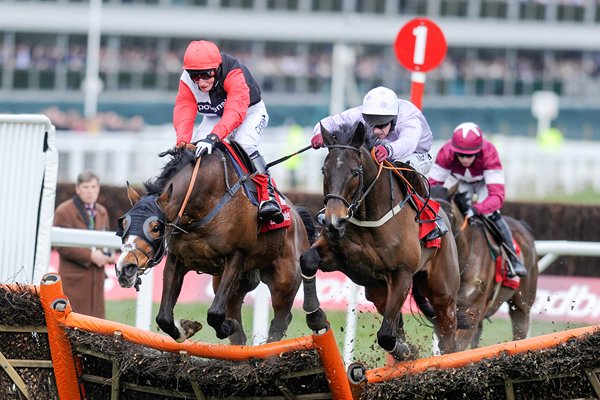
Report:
323,144,392,227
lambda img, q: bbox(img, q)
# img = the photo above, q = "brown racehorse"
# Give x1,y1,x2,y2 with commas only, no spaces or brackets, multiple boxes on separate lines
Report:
430,185,538,350
300,122,461,360
115,145,315,345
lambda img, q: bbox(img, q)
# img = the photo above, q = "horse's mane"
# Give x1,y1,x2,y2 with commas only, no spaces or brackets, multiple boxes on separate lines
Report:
329,122,377,150
144,147,196,195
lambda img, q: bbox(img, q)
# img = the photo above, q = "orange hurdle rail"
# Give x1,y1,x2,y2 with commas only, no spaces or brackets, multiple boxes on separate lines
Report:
38,273,355,399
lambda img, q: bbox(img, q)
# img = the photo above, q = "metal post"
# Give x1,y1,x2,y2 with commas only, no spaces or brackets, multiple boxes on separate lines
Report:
84,0,102,119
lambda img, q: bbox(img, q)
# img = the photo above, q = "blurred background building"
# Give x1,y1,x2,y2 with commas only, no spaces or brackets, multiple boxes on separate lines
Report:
1,0,600,196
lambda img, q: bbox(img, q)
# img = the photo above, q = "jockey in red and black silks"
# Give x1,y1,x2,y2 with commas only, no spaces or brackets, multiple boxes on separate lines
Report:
429,122,527,277
172,40,283,224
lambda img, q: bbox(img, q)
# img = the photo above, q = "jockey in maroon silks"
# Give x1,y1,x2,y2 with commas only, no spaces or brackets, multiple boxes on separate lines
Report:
429,122,527,277
173,40,283,224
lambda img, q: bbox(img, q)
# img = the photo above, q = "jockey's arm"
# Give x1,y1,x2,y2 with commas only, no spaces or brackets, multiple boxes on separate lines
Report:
211,68,250,140
313,107,362,136
173,81,198,145
387,118,421,160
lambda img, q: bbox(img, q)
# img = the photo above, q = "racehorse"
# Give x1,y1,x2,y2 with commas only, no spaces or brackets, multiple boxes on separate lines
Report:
115,145,316,345
430,185,538,350
300,122,461,360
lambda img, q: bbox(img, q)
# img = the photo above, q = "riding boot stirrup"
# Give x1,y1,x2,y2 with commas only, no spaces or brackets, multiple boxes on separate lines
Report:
492,213,527,278
250,151,284,224
423,216,449,242
258,176,284,224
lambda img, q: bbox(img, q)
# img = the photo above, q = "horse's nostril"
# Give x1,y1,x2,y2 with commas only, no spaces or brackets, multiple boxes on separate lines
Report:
336,218,347,231
121,264,139,278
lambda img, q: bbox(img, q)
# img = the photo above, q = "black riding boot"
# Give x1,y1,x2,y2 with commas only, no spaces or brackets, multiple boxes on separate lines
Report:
490,212,527,277
251,151,284,224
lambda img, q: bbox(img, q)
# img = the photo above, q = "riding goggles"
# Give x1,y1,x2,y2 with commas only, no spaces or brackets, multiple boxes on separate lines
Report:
456,153,477,159
188,69,217,81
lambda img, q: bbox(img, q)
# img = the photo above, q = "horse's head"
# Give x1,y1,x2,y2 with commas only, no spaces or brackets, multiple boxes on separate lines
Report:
430,183,469,234
320,122,367,237
115,183,167,290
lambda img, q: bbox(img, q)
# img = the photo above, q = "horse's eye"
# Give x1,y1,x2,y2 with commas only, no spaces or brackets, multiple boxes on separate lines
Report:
352,168,361,176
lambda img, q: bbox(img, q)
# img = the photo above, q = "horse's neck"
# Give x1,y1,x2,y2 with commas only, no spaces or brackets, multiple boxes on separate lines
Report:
360,155,405,220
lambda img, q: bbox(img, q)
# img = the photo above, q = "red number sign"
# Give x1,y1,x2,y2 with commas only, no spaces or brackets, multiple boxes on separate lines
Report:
394,18,447,73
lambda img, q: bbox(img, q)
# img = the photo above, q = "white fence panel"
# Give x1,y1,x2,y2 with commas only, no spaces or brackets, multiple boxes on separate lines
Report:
0,114,58,284
54,128,600,199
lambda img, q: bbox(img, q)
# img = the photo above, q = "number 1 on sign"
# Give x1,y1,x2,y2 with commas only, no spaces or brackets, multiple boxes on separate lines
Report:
412,25,428,66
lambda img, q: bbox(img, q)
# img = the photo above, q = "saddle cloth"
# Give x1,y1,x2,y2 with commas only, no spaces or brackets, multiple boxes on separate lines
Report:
495,240,521,289
221,141,291,233
411,194,442,249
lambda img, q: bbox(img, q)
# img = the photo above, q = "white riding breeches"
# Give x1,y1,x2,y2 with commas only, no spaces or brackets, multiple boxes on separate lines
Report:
398,152,434,175
192,100,269,156
443,178,489,210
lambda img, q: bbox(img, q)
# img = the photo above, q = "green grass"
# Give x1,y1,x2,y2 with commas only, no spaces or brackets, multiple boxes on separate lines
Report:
518,189,600,204
106,300,586,368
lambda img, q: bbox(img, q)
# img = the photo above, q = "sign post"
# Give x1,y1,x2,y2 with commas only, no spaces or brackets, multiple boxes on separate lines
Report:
394,18,447,110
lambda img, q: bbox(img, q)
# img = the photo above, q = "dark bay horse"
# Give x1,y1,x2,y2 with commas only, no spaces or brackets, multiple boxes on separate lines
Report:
430,185,538,350
300,122,461,360
115,145,315,345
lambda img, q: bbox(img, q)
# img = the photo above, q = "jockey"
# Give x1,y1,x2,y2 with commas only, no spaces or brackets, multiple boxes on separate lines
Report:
311,86,446,240
173,40,283,224
428,122,527,277
310,86,434,175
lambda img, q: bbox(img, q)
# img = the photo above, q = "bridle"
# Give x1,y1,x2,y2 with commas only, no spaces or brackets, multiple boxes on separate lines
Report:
322,144,382,219
116,196,167,272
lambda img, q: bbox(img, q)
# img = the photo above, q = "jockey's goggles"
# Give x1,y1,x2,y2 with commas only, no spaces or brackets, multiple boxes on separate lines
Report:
456,153,477,159
372,122,391,130
188,69,217,81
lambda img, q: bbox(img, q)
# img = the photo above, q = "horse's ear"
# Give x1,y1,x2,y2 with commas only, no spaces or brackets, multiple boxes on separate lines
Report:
321,122,335,146
352,122,366,148
447,182,460,199
158,183,173,207
126,181,141,206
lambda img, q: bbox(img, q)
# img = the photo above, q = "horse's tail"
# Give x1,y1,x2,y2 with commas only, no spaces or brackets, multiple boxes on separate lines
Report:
297,206,317,245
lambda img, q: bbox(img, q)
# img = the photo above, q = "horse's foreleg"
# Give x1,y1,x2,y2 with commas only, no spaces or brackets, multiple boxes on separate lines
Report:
262,263,301,343
378,268,416,361
156,255,199,342
508,299,531,340
299,247,328,332
207,252,244,340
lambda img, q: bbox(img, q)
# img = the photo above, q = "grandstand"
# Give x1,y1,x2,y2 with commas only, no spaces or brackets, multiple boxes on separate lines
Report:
1,0,600,139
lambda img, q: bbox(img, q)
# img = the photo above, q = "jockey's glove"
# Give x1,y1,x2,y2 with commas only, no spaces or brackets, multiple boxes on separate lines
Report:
311,133,324,149
374,145,391,162
465,205,478,219
195,133,220,158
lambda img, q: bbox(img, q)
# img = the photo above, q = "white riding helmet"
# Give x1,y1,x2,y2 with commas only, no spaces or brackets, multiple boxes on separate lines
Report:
361,86,399,127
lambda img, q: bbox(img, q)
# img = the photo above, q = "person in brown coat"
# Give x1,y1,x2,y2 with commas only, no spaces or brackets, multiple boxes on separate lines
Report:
53,171,115,318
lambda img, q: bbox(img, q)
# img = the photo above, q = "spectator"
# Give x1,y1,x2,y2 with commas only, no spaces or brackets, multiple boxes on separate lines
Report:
53,170,115,318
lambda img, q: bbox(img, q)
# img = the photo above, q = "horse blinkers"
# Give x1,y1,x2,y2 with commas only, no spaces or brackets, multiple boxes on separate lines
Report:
115,198,166,289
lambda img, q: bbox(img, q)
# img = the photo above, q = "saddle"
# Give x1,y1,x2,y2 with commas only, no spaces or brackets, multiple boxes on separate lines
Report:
472,216,521,289
389,161,444,248
219,141,291,233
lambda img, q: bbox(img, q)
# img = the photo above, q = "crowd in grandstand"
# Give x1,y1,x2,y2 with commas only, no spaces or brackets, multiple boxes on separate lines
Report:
2,41,600,98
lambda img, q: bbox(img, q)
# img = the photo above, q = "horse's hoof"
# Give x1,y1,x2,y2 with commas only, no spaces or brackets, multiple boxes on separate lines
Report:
389,341,419,361
179,319,203,340
306,308,328,332
216,319,239,340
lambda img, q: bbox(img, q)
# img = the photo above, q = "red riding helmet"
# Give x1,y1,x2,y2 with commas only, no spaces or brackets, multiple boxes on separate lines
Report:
450,122,483,154
182,40,222,71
